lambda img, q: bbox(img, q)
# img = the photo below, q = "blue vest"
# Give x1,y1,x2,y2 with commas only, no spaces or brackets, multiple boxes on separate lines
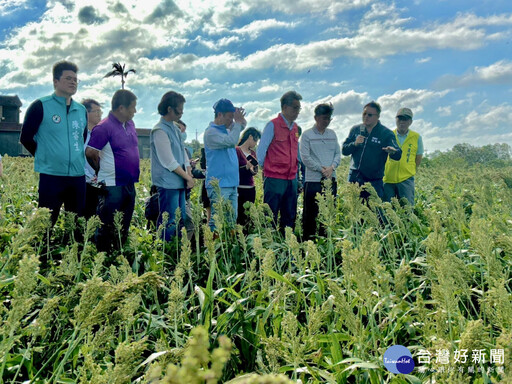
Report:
150,118,187,189
204,123,239,188
34,94,87,176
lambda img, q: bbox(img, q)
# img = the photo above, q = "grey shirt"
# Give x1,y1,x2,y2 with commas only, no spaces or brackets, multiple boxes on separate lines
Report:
299,125,341,182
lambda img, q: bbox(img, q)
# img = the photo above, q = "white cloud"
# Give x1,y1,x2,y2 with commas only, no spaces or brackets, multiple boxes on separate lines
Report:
377,88,450,119
258,85,280,93
425,104,512,150
183,78,211,88
416,57,431,64
436,106,452,116
436,60,512,88
0,0,28,15
233,19,298,38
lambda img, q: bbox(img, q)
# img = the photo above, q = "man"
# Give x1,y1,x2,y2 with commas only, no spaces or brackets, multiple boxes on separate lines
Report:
85,90,139,252
299,103,341,240
20,60,87,225
257,91,302,232
204,99,246,230
383,107,423,205
342,101,401,199
82,98,103,219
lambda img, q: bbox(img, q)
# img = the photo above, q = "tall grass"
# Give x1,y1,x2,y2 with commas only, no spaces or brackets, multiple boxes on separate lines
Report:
0,156,510,383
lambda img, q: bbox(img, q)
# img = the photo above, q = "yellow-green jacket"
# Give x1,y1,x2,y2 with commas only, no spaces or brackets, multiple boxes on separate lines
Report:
383,130,420,184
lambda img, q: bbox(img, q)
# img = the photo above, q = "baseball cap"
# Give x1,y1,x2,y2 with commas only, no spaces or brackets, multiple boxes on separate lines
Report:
396,107,413,119
213,99,236,113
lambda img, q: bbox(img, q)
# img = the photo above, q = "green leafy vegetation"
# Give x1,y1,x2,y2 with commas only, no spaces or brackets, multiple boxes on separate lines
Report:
0,154,510,383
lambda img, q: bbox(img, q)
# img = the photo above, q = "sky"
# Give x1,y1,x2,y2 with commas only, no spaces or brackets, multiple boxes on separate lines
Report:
1,0,511,153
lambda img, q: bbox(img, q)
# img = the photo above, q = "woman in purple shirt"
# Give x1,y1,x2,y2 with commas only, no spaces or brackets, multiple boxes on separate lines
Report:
236,127,261,227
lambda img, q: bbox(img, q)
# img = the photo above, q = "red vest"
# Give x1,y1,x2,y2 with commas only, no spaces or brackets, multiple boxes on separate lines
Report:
263,114,299,180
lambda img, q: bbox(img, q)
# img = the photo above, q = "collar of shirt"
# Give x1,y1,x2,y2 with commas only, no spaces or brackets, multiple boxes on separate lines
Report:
313,124,327,135
279,113,294,130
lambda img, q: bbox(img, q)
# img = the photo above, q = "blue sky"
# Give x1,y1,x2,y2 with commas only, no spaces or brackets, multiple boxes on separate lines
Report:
1,0,511,152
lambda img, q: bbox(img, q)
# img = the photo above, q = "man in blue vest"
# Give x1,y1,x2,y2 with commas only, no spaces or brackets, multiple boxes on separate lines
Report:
383,107,423,205
204,99,246,230
20,60,87,225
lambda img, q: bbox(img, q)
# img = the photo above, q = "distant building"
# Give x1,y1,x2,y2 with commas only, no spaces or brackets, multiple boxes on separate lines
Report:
0,95,27,156
0,94,151,158
136,128,150,158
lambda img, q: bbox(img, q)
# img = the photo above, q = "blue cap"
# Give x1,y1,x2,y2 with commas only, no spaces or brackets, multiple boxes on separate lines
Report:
213,98,236,113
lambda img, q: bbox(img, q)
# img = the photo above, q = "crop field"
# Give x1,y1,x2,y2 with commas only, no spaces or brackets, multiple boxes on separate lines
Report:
0,155,511,384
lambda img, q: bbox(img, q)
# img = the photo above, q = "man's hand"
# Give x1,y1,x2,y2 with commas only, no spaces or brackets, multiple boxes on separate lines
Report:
355,135,366,146
186,177,195,189
176,121,186,132
234,107,247,126
382,146,397,154
321,166,334,179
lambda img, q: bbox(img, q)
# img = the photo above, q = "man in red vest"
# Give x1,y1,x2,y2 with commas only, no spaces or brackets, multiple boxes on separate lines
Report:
257,91,302,232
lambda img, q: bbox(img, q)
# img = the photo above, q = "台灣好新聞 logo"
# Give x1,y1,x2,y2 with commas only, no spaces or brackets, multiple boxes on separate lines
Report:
384,345,415,374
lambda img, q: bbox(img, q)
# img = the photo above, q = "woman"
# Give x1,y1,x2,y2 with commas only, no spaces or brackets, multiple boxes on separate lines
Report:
150,91,194,241
236,127,261,226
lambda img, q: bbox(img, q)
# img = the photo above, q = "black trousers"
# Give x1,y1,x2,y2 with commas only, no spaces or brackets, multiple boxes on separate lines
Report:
302,179,337,241
95,184,136,253
38,173,85,225
237,186,256,227
84,183,101,220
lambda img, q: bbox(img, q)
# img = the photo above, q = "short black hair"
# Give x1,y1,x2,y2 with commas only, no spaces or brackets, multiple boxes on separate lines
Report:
280,91,302,108
364,101,381,115
238,127,261,146
314,103,334,117
81,98,101,112
157,91,186,116
111,89,137,111
53,60,78,80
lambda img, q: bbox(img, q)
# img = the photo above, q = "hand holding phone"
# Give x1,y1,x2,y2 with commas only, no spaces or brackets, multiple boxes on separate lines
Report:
247,154,258,167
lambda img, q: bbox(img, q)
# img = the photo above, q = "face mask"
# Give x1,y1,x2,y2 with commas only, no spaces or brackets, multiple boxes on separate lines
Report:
180,131,187,142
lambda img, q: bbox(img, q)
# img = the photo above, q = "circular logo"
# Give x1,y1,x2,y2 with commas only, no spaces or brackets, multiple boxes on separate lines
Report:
52,114,61,124
383,345,415,374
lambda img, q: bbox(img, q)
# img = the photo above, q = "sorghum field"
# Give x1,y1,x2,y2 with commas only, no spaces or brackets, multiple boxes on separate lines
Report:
0,153,511,384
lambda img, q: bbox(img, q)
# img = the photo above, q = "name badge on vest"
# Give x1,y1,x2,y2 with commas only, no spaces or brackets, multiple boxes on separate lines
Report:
52,114,61,124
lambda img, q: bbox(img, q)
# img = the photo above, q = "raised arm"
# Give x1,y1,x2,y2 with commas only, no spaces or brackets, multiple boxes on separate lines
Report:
204,123,244,149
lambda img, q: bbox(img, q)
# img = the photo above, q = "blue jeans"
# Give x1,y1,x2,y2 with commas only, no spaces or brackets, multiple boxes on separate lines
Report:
157,187,187,241
383,177,415,205
206,186,237,230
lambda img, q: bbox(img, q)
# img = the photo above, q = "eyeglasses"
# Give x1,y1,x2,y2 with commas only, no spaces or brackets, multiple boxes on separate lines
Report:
173,108,184,115
396,116,411,121
62,76,80,83
89,109,102,114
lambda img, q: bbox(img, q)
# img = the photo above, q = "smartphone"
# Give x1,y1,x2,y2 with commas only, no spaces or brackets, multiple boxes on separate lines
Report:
247,154,258,167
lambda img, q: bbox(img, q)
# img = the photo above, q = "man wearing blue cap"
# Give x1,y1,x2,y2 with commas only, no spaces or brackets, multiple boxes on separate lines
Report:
204,99,246,230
